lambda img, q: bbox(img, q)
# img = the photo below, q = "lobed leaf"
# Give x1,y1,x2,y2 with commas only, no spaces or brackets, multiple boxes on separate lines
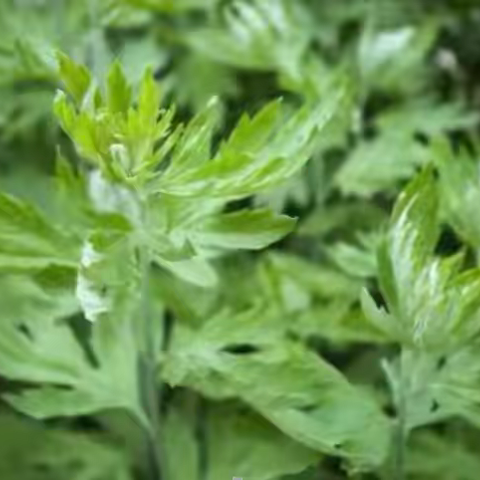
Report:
162,308,390,469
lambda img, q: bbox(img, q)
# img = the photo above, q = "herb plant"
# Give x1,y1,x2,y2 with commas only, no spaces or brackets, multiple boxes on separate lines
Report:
2,1,480,480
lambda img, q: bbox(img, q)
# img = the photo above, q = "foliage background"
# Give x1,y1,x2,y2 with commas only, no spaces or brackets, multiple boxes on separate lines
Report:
2,0,480,479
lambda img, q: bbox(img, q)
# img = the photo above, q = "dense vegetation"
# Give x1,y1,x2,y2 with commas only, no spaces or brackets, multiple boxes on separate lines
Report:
2,0,480,479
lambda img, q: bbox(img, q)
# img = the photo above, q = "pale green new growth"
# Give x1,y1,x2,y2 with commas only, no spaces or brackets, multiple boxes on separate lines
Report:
52,53,346,287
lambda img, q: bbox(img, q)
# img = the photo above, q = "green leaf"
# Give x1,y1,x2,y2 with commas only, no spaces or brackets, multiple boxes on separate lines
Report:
158,86,348,199
0,266,78,326
299,201,386,238
327,235,378,278
0,192,79,270
156,255,218,288
56,52,91,105
370,169,438,342
192,209,296,250
53,90,77,135
185,0,311,79
377,100,479,136
163,397,199,480
433,137,480,249
0,236,147,425
358,24,436,94
162,308,390,469
291,302,389,344
138,65,161,130
107,61,132,115
162,53,238,115
360,289,400,341
54,92,116,169
163,395,318,480
151,268,218,324
335,100,477,198
0,412,132,480
205,402,318,480
263,252,361,302
384,346,480,430
363,169,480,349
163,96,220,177
54,152,93,229
407,431,480,480
53,55,335,292
334,134,428,197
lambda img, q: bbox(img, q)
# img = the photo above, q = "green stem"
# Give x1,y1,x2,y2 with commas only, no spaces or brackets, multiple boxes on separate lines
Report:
392,351,407,480
195,395,208,480
137,193,165,480
140,248,163,480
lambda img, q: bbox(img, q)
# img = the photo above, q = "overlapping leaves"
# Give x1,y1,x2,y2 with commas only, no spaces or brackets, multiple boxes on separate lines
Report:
434,138,480,250
362,168,480,435
162,307,390,469
0,259,146,424
362,169,480,349
54,53,347,286
163,397,318,480
0,412,132,480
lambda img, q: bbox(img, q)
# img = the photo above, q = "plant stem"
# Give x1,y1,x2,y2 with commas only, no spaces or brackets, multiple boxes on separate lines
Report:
139,228,164,480
392,350,407,480
195,395,208,480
